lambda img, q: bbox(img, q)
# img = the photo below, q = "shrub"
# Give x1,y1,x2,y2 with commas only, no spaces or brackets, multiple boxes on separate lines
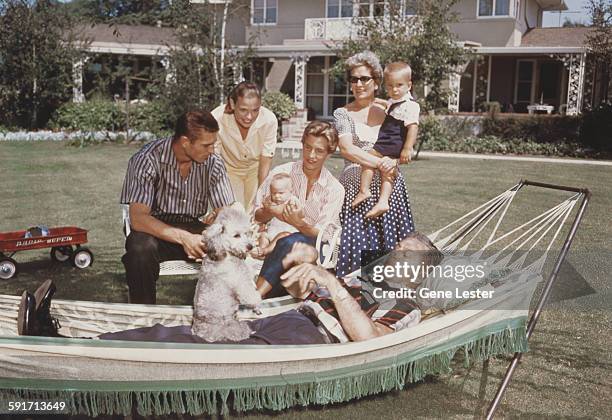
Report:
422,134,591,158
417,116,448,147
262,91,296,121
478,101,501,115
49,100,173,136
123,101,174,135
481,115,581,143
416,115,601,158
49,100,121,131
580,101,612,151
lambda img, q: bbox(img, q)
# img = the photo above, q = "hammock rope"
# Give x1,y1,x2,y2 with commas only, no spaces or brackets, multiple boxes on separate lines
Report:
429,184,520,246
430,184,580,276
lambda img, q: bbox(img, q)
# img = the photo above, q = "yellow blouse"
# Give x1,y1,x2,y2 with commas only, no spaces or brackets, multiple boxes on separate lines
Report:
211,104,278,171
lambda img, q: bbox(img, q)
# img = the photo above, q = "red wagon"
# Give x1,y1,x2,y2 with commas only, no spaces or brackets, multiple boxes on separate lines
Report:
0,226,93,280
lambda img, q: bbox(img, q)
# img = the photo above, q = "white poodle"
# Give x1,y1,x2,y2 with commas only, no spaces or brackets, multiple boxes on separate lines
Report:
192,207,262,342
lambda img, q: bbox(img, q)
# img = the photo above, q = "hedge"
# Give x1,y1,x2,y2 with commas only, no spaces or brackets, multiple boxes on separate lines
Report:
49,100,173,135
418,113,610,159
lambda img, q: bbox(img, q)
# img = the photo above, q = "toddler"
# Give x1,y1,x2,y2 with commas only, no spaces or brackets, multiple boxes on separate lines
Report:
352,62,420,218
254,173,299,257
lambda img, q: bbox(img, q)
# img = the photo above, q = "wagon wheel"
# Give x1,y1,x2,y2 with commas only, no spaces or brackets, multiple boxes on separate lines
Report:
0,257,18,280
50,246,73,263
71,247,94,269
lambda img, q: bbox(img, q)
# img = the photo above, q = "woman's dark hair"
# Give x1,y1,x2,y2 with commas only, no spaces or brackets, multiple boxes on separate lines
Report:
224,81,262,113
174,110,219,142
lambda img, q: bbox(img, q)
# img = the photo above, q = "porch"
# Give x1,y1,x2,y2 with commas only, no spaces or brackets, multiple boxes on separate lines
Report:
450,49,600,116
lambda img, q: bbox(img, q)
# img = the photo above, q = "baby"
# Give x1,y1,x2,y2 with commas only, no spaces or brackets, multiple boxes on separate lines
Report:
352,62,420,218
254,173,299,257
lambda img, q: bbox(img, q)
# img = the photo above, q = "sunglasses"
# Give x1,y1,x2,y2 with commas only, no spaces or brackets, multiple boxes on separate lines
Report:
349,76,374,84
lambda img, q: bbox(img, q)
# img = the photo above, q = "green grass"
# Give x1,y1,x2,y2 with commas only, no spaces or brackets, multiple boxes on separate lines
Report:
0,141,610,419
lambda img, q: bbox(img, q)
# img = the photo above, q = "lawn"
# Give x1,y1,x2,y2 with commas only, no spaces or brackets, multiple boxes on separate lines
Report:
0,141,610,419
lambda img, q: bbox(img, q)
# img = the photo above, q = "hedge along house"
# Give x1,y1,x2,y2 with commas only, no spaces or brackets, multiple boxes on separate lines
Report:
70,1,609,120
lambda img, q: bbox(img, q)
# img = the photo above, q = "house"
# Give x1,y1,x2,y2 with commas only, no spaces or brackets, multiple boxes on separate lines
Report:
72,0,608,119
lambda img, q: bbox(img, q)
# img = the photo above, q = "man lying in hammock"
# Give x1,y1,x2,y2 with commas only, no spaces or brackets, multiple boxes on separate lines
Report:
16,232,443,344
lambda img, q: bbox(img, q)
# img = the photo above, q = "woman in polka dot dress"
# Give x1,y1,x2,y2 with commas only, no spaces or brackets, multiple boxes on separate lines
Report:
333,51,415,277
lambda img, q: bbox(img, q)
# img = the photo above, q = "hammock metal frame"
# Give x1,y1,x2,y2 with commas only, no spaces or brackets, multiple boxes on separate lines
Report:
485,180,591,419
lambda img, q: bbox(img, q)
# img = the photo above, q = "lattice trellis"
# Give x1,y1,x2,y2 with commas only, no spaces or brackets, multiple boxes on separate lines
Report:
160,56,176,84
448,61,470,113
448,72,461,113
551,53,586,115
72,57,90,103
292,55,310,109
582,55,595,111
474,55,490,112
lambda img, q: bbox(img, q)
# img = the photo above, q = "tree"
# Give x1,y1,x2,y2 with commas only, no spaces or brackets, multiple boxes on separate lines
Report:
61,0,173,25
335,0,469,111
155,0,255,119
0,0,82,129
562,18,586,27
585,0,612,101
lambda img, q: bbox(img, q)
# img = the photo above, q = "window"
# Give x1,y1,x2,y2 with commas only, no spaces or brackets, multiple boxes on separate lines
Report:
403,0,417,15
478,0,511,17
252,0,277,25
306,57,351,118
327,0,353,18
356,0,385,17
514,60,535,104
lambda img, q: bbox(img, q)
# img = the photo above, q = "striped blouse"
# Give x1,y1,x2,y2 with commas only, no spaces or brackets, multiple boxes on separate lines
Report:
251,161,345,236
120,137,235,224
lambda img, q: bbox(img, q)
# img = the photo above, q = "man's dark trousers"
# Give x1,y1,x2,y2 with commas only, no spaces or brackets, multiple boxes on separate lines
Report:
123,221,206,304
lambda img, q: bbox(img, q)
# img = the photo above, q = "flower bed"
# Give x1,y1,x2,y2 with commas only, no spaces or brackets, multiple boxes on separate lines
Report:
0,131,158,143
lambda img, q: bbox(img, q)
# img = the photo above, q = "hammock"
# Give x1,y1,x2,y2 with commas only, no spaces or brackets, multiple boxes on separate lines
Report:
0,180,590,418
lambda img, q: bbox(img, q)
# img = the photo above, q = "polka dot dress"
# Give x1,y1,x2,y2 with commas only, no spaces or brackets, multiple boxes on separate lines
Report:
333,108,416,277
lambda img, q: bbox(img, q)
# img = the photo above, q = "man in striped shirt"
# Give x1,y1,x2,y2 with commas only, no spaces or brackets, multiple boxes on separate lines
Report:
120,111,235,304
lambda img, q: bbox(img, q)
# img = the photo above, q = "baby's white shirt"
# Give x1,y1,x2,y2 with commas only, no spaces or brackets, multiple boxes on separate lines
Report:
387,93,420,126
265,195,299,238
267,217,298,239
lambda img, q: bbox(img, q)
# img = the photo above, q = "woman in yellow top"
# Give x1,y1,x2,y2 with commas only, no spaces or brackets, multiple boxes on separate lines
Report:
212,82,278,211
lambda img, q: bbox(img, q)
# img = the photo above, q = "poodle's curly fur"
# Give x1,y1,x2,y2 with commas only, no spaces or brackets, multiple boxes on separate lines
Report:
192,207,262,342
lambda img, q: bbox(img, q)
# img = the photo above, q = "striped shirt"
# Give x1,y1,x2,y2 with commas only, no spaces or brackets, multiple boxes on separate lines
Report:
307,276,420,329
251,161,345,236
120,137,235,224
302,276,420,342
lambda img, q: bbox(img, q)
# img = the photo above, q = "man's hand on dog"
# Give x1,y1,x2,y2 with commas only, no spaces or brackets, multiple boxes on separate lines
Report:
180,231,207,260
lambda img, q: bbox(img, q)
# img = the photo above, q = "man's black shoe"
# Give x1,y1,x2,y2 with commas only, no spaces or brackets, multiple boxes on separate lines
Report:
34,279,55,315
33,280,63,337
17,291,36,336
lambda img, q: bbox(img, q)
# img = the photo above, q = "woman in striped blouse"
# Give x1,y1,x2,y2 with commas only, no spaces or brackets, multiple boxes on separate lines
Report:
251,121,345,298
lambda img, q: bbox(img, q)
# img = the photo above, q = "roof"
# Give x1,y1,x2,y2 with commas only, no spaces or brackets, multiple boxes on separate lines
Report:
521,27,593,48
72,24,178,46
536,0,568,11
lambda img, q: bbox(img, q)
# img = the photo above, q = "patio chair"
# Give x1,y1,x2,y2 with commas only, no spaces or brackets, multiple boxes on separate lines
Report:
121,205,342,276
277,141,302,160
121,205,200,276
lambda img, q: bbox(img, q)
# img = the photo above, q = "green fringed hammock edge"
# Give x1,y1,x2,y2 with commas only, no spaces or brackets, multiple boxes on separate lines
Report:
0,319,527,417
